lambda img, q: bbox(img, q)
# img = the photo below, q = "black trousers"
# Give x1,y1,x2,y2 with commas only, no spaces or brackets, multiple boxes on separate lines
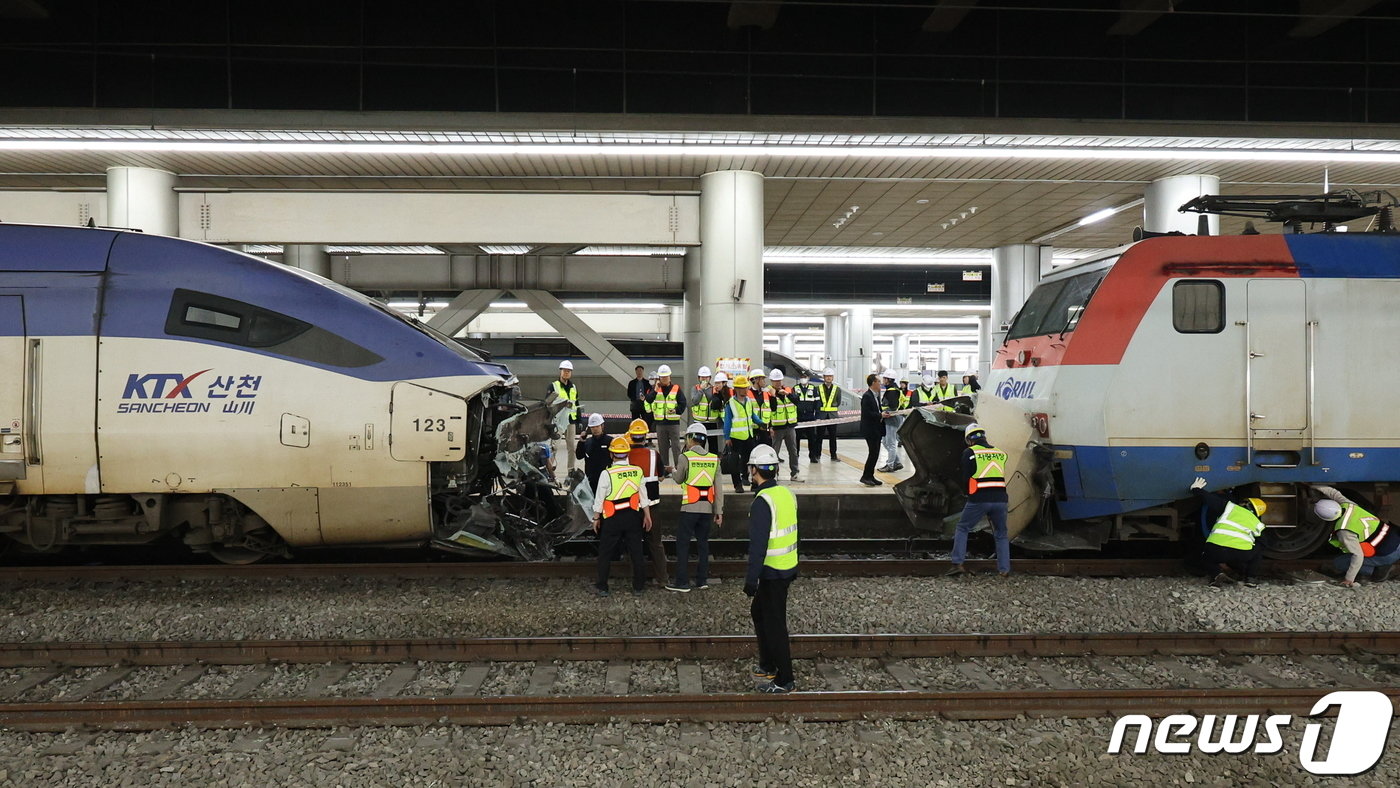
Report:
596,510,646,591
673,511,713,586
811,413,838,459
862,435,881,480
751,576,794,686
1203,542,1262,580
729,436,756,490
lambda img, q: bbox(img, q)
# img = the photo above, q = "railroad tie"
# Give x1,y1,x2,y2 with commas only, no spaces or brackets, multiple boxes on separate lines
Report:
953,662,1001,691
303,664,353,697
451,664,490,697
63,666,135,701
1027,660,1078,690
139,664,208,701
1217,656,1300,689
227,666,274,699
677,663,703,694
1291,655,1382,688
881,659,923,691
1149,657,1216,689
371,664,419,699
1085,657,1144,688
526,664,559,696
0,667,60,701
815,661,849,691
604,661,630,695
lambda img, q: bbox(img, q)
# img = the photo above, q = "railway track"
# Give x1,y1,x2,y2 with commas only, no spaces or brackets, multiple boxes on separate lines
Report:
0,557,1325,582
0,631,1394,730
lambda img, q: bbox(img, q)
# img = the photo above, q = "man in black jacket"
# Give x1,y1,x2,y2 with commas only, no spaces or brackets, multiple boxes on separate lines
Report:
858,373,884,486
575,413,612,493
626,365,649,422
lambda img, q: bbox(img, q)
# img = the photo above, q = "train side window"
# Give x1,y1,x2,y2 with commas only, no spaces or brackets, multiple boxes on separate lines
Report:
166,289,383,368
1173,280,1225,333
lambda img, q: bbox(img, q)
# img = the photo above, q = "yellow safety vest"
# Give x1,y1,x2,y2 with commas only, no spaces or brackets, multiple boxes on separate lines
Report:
653,383,682,422
602,465,643,518
1329,502,1386,554
683,450,718,504
819,384,840,412
898,389,910,410
933,383,957,400
728,396,757,440
1206,502,1265,551
756,389,774,425
968,445,1007,495
770,390,797,427
691,385,712,421
914,386,938,404
756,485,799,571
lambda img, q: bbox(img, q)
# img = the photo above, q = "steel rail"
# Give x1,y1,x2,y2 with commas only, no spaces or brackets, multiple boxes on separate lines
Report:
0,557,1323,582
3,688,1397,731
2,631,1395,667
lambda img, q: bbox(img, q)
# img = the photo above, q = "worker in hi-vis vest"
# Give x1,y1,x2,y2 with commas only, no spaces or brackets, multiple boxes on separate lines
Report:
743,443,798,694
1309,484,1400,586
1190,476,1266,587
667,423,725,592
590,435,655,597
947,423,1011,578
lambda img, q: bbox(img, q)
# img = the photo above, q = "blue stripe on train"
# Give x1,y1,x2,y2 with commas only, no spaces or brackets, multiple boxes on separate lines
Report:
1285,234,1400,279
1054,443,1400,520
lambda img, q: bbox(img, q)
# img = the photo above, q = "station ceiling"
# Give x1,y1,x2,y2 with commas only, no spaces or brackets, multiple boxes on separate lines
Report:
5,122,1400,250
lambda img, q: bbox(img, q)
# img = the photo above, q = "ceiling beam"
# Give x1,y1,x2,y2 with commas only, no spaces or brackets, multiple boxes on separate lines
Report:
727,0,781,30
1290,0,1380,37
921,1,979,33
1106,0,1176,36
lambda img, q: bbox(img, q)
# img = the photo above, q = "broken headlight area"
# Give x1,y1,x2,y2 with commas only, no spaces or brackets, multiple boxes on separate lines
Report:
430,391,591,560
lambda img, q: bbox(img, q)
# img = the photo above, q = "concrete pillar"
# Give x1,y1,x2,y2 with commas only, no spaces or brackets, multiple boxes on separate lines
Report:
977,316,992,379
845,307,874,389
892,333,910,372
668,306,684,342
682,249,703,382
779,332,795,358
106,167,177,236
938,347,951,374
824,314,847,380
991,244,1045,348
1145,174,1221,235
694,170,765,375
283,244,332,279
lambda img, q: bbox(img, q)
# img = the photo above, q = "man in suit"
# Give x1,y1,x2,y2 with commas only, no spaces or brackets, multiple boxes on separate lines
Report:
858,373,884,487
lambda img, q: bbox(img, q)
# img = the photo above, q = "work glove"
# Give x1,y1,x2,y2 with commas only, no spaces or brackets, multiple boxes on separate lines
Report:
1190,477,1207,491
743,583,758,598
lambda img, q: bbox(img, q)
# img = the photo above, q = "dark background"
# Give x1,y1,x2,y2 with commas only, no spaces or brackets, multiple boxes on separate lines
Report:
3,0,1399,124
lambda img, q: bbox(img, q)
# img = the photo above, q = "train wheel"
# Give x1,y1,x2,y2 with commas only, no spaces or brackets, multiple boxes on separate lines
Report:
1258,520,1331,560
208,544,271,565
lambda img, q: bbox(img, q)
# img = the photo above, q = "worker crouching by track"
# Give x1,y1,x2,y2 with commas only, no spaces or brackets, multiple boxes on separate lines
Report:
1190,476,1266,588
744,443,798,694
590,437,655,597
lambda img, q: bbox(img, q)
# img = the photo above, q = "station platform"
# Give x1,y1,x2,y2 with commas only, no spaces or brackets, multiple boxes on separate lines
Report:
639,439,917,538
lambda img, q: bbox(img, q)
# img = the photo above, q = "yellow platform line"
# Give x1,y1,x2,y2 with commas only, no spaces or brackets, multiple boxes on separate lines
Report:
835,452,902,486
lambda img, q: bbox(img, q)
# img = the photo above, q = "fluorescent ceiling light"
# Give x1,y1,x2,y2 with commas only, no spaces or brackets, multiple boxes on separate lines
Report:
1033,198,1144,244
575,246,689,256
764,303,990,313
1078,208,1119,226
245,244,442,254
479,244,534,255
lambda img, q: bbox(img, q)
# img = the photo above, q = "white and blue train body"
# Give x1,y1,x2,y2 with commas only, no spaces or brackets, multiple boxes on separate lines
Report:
0,224,566,562
986,230,1400,556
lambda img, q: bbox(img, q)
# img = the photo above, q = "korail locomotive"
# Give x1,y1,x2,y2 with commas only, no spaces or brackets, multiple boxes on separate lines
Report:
980,193,1400,558
0,223,578,563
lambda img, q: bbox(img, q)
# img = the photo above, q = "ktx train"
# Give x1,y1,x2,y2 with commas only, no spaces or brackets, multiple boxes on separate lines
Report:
0,223,575,563
981,194,1400,558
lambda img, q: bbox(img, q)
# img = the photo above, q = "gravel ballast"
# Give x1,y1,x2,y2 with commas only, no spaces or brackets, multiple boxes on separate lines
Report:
2,574,1397,642
0,717,1395,787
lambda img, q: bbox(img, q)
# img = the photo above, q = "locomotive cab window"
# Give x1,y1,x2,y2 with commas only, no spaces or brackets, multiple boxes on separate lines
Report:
1006,265,1111,340
166,289,384,368
1172,280,1225,333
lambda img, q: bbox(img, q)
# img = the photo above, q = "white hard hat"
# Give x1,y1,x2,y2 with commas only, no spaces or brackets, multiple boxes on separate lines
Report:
748,444,780,467
922,372,935,384
899,370,910,383
751,368,767,378
772,371,785,383
1314,499,1343,522
559,360,574,370
587,413,605,428
823,367,836,376
698,366,712,377
964,423,986,438
657,364,672,376
686,423,709,438
881,369,896,381
713,371,729,383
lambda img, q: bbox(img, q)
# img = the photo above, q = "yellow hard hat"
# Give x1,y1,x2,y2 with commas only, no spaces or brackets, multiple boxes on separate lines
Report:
732,375,750,388
609,436,631,454
1247,497,1268,517
628,418,649,436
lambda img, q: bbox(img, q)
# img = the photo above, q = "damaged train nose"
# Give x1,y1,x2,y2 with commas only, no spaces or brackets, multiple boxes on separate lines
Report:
429,384,591,560
893,394,1048,542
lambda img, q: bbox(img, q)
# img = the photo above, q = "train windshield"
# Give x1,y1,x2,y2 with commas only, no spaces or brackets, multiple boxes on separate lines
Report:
1006,264,1112,340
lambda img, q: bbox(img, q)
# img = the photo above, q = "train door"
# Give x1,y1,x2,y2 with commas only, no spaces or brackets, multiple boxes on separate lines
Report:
0,296,28,486
1246,279,1308,462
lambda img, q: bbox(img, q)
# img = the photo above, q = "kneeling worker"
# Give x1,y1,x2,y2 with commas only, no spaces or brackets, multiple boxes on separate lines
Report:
591,436,654,597
744,443,798,693
947,423,1011,577
1309,484,1400,586
1189,476,1266,587
667,423,724,592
